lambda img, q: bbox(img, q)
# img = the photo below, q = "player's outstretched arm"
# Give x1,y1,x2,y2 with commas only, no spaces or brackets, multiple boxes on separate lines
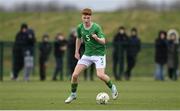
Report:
75,38,81,60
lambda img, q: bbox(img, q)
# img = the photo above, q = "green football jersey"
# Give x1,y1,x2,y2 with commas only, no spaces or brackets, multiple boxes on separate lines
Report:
77,22,106,56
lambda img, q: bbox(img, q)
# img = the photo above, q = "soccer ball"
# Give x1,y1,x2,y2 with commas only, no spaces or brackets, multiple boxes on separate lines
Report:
96,92,110,104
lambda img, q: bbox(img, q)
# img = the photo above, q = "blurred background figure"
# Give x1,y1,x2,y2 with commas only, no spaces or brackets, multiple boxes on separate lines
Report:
39,34,52,81
125,28,141,80
67,29,78,80
154,30,168,81
12,23,29,80
83,63,95,81
167,29,179,81
52,33,67,81
24,24,36,81
112,26,128,80
24,50,33,81
26,27,36,56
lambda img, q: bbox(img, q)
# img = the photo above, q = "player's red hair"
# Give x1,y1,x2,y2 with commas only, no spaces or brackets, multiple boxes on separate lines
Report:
82,8,92,15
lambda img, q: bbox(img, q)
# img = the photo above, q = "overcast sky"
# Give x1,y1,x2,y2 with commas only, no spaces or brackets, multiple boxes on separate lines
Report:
0,0,177,11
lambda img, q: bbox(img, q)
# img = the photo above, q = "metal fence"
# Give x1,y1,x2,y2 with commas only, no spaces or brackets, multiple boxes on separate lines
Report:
0,41,172,81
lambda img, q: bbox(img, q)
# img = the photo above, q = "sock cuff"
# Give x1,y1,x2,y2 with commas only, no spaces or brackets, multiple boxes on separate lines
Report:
106,80,113,89
72,83,78,87
71,83,78,93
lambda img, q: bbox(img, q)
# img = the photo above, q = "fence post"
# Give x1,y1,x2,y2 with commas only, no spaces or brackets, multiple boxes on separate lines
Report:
0,41,3,81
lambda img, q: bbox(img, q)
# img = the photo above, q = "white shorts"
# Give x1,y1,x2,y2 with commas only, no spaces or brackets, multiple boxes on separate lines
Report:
78,55,106,68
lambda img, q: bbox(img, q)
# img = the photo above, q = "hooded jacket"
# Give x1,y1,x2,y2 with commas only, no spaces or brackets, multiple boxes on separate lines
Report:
167,29,179,68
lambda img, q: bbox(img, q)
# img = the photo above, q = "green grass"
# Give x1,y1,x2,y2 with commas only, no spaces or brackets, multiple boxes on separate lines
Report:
0,77,180,110
1,11,180,109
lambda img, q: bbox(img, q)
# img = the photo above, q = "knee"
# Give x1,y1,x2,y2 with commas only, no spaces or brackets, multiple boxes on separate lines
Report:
97,73,104,80
72,73,79,80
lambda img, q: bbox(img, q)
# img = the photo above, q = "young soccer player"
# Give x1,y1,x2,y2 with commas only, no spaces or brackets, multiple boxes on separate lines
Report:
65,8,118,103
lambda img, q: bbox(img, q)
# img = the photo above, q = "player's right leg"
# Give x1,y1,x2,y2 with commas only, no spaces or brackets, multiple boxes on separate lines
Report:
65,64,87,104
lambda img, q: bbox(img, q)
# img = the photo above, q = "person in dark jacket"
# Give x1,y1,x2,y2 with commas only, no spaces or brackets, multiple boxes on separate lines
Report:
83,63,95,81
112,26,128,80
167,29,179,81
12,23,29,80
26,28,36,55
125,28,141,80
23,27,36,81
24,50,33,81
39,34,52,81
67,29,78,80
52,33,67,81
154,30,168,81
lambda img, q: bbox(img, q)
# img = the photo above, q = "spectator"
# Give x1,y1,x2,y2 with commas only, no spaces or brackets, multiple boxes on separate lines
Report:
167,29,179,81
67,29,78,80
24,50,33,81
23,25,36,81
39,34,52,81
125,28,141,80
12,23,29,80
112,26,128,80
26,28,36,55
52,33,67,81
154,30,168,81
84,63,95,81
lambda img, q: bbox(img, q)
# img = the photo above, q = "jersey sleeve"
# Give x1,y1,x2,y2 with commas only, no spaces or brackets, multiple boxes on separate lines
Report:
76,24,82,39
96,24,105,39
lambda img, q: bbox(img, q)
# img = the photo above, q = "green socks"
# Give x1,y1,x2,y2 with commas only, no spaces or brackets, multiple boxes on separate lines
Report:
106,80,113,89
71,83,78,93
71,81,112,93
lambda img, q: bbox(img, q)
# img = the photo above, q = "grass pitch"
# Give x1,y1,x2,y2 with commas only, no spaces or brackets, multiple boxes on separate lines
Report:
0,77,180,110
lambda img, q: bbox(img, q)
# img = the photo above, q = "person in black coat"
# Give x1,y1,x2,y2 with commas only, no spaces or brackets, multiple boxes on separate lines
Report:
67,30,78,80
39,34,52,81
52,33,67,81
154,30,168,81
23,27,36,81
26,28,36,55
167,29,179,81
12,23,29,80
112,26,128,80
125,28,141,80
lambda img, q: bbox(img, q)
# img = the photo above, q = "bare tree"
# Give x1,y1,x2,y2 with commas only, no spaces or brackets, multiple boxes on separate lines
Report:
170,0,180,10
117,0,180,11
0,5,5,11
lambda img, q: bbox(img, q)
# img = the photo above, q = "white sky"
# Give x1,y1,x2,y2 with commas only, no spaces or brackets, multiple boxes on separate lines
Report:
0,0,177,11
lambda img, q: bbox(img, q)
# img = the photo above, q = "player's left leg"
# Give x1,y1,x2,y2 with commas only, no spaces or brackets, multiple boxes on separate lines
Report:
96,68,118,100
94,55,118,100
